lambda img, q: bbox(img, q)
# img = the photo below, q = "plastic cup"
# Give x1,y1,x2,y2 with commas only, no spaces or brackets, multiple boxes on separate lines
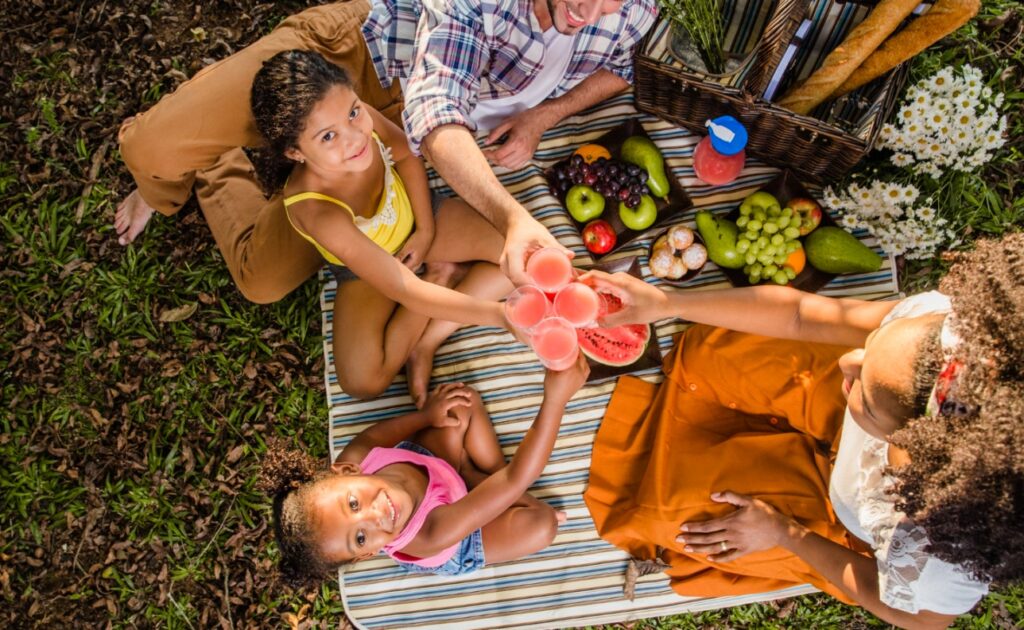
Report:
553,282,600,327
530,317,580,371
526,247,574,293
504,285,551,333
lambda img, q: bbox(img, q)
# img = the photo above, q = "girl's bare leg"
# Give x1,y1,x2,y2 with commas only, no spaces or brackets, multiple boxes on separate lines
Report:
404,197,512,406
406,263,513,407
332,263,462,399
480,499,561,564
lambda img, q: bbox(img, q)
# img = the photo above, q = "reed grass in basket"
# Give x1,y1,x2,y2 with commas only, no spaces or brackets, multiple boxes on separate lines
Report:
657,0,727,75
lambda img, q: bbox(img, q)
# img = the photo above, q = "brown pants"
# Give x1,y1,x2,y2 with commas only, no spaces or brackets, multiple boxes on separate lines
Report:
118,1,403,303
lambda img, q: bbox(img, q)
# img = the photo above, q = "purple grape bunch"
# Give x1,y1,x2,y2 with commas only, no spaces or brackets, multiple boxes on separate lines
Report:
553,154,649,209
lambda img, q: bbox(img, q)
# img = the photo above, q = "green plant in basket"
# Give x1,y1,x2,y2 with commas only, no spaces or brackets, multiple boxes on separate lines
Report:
657,0,726,74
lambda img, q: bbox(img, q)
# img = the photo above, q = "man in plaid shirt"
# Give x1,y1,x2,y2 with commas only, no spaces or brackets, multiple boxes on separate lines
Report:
363,0,657,283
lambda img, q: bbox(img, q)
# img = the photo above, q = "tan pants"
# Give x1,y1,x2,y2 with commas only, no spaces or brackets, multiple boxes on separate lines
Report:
118,1,403,303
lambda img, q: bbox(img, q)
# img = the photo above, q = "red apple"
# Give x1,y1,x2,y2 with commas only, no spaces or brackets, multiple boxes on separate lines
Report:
789,197,822,236
582,219,617,255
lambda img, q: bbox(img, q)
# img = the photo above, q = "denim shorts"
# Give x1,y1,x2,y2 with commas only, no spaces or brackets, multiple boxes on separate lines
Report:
391,441,486,577
327,192,449,285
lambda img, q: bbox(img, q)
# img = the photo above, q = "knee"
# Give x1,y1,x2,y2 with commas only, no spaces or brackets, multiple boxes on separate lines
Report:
336,370,390,400
233,278,289,305
521,505,559,553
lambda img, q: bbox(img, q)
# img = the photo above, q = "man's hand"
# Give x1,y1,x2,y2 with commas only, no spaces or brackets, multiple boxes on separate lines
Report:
677,491,797,563
396,227,434,271
481,108,552,170
422,383,474,428
114,189,156,246
501,215,571,285
579,269,670,326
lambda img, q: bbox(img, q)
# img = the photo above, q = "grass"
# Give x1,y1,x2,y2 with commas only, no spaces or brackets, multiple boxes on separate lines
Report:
1,0,1022,628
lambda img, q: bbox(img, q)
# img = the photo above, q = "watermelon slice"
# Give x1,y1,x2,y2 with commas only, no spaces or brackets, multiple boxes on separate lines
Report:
578,323,650,367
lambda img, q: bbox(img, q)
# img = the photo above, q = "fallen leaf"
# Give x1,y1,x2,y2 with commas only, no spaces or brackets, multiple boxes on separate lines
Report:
159,302,198,323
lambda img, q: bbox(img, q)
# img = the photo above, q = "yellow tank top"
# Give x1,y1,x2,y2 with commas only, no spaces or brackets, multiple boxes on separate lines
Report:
283,132,415,267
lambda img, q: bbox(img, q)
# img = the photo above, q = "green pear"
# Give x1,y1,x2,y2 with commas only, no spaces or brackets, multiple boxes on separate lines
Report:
695,211,745,269
805,227,882,274
621,136,670,199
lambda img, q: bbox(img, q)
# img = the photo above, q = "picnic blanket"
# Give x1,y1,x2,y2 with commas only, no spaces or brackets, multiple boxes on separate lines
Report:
324,93,899,629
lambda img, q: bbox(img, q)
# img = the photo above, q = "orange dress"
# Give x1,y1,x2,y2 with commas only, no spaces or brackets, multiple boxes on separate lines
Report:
584,324,867,603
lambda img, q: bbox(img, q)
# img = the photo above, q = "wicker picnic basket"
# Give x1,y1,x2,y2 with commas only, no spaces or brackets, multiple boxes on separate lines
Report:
634,0,909,183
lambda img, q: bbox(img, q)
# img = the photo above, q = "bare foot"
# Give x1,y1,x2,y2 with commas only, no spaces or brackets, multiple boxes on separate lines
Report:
114,189,155,245
420,261,469,287
555,510,567,524
406,343,439,409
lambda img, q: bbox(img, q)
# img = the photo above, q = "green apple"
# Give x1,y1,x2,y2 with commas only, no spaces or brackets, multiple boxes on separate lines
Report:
618,194,657,231
565,185,605,223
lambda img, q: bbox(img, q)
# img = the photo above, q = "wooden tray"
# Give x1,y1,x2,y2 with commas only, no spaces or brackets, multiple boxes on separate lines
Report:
582,256,662,383
546,119,693,259
718,170,836,293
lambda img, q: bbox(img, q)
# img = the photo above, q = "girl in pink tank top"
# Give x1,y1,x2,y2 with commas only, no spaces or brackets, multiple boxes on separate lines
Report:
259,358,589,585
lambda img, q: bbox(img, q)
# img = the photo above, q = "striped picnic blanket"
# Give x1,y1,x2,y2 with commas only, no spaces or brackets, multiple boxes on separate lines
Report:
325,93,899,629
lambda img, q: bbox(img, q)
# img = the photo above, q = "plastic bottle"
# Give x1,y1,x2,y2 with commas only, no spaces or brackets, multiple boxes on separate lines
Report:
692,115,748,186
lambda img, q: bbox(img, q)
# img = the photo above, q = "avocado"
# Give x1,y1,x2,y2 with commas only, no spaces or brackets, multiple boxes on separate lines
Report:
695,211,745,269
804,227,883,274
621,136,671,199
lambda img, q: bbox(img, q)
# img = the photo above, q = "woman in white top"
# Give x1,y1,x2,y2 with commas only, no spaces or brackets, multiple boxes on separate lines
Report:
582,233,1023,629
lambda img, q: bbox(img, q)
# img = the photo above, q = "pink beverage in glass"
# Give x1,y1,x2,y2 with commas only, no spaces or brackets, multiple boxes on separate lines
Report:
504,285,551,332
530,317,580,371
526,247,574,292
553,282,600,327
693,116,748,187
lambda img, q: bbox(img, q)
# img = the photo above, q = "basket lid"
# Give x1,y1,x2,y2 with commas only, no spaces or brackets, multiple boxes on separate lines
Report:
706,116,747,156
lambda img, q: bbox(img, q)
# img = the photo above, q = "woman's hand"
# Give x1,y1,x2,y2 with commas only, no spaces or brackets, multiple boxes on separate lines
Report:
677,491,797,563
422,383,474,428
543,353,590,405
396,227,434,271
578,270,671,327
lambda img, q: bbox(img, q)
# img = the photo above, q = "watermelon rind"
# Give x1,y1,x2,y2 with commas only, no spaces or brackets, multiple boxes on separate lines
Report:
578,323,650,367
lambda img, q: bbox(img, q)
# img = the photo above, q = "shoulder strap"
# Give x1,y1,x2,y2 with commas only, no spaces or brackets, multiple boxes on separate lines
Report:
282,191,356,219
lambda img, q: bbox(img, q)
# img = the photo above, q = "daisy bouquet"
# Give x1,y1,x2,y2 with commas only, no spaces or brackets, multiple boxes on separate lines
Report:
877,64,1007,179
823,180,953,261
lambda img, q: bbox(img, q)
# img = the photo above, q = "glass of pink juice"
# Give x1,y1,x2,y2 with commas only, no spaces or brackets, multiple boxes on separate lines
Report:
504,285,551,332
530,317,579,371
553,282,600,327
526,247,574,292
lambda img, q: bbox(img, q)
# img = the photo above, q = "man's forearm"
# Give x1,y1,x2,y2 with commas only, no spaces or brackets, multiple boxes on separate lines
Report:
535,70,629,129
421,124,530,234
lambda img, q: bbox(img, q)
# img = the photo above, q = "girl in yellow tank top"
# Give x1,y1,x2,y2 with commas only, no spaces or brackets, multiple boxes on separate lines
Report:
250,50,511,405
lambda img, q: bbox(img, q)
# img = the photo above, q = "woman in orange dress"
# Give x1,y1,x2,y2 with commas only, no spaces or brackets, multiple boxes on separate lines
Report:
580,234,1024,629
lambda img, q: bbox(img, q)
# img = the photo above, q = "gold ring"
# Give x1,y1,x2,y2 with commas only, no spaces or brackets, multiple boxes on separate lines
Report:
719,541,728,553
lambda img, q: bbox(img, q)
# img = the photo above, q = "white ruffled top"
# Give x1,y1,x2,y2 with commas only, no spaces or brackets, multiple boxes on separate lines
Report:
829,291,989,615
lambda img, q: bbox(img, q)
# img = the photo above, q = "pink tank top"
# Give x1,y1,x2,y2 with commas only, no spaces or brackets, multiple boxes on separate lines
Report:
360,446,468,568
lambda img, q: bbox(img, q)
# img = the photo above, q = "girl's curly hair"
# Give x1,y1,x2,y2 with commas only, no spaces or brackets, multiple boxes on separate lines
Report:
257,439,337,587
890,232,1024,584
248,49,352,196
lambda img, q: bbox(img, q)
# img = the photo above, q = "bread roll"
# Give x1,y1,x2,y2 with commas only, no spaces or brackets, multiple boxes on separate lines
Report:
777,0,920,116
830,0,980,98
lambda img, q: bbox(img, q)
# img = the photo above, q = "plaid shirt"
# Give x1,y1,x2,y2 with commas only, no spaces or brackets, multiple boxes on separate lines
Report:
362,0,657,154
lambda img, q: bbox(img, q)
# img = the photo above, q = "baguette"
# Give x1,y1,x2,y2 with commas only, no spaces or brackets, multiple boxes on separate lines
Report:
777,0,920,116
830,0,980,98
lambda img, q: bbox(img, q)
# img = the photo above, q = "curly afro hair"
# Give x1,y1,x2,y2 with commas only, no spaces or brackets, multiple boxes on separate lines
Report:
890,232,1024,584
257,439,340,587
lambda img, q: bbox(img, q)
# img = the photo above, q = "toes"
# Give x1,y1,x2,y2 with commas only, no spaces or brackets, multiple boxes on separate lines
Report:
555,510,567,524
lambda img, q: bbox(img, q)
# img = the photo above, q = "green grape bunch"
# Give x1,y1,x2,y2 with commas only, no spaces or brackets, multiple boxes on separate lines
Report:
734,197,806,285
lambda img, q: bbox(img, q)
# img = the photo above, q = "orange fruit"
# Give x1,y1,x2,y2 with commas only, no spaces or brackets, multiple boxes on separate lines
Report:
784,248,806,275
574,144,612,163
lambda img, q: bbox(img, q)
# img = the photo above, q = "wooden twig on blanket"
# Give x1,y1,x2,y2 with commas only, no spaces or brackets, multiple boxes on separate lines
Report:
624,551,671,601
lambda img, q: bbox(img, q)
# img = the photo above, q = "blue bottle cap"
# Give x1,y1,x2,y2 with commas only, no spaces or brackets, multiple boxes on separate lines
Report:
706,116,747,156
